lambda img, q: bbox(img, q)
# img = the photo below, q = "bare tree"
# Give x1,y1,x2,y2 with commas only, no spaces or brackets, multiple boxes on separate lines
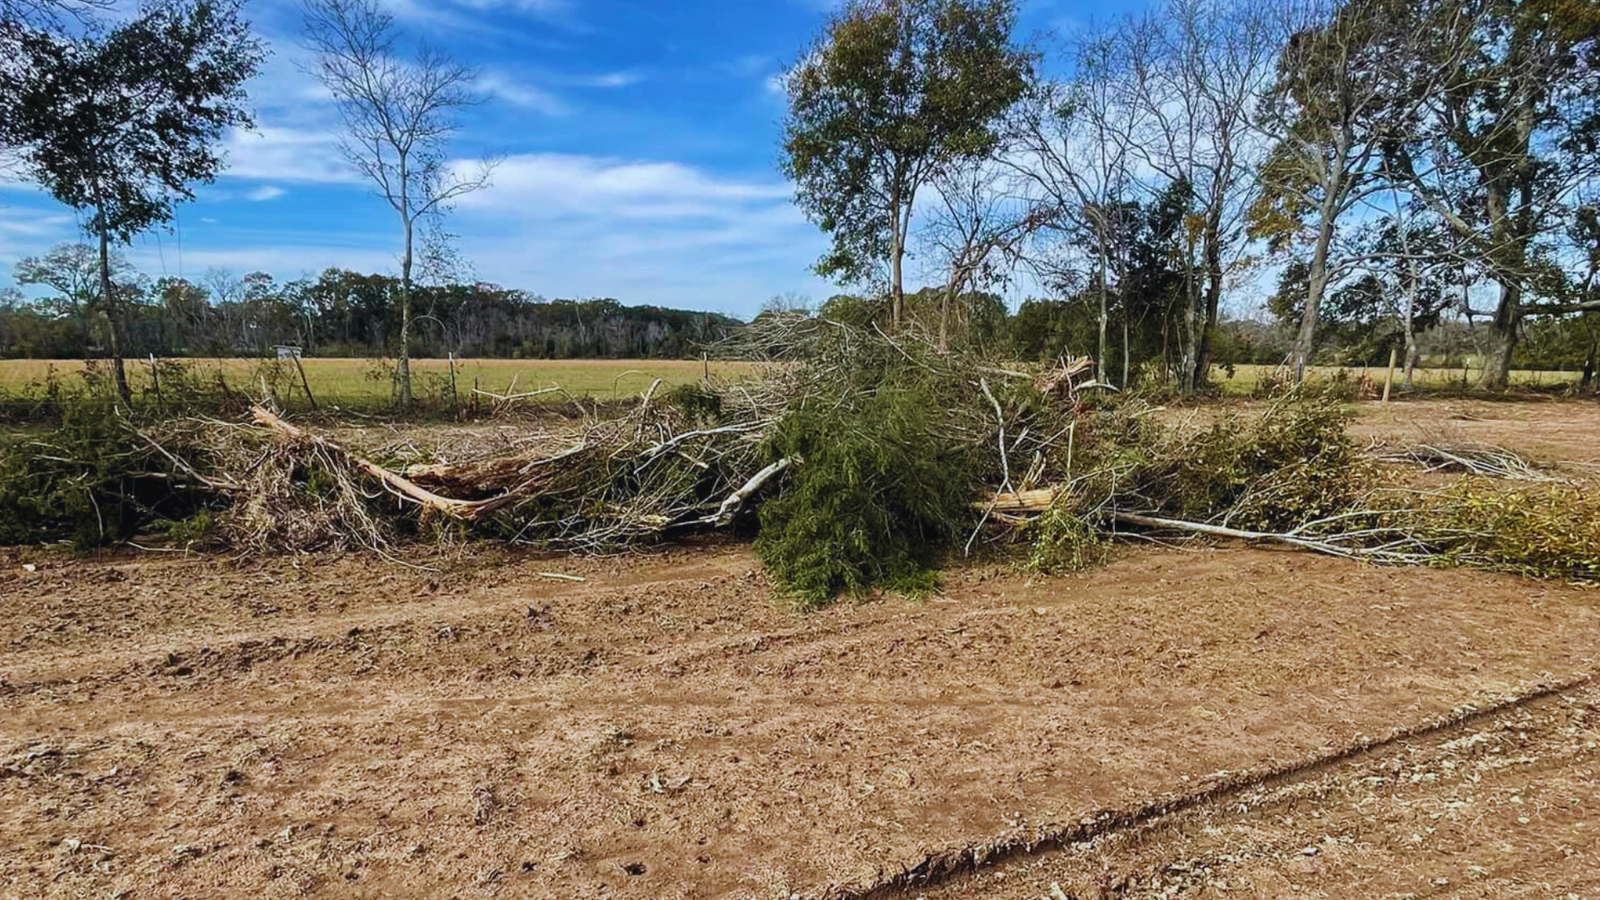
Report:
922,157,1037,350
1006,31,1139,378
303,0,494,406
1115,0,1280,391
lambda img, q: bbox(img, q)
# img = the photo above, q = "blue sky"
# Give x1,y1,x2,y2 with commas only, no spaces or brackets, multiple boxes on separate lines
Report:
0,0,1135,318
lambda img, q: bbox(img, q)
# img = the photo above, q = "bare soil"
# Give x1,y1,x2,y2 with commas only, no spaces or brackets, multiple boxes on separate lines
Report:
2,398,1599,900
1352,396,1600,468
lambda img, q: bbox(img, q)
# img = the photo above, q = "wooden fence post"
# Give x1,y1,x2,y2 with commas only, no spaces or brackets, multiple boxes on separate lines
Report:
1382,347,1397,404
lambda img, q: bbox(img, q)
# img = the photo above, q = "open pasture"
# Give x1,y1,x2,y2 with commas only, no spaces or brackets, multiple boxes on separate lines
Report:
0,357,761,408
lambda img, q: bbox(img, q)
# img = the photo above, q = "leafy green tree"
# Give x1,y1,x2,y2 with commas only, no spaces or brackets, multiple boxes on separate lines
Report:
1386,0,1600,388
2,0,263,399
779,0,1031,328
13,242,137,330
1248,0,1457,381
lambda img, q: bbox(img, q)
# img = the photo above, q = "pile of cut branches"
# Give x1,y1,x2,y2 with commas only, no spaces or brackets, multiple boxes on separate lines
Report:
4,318,1597,600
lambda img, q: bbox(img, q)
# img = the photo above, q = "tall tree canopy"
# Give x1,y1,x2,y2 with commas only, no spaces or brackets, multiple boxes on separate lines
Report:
780,0,1031,328
1386,0,1600,388
1,0,263,398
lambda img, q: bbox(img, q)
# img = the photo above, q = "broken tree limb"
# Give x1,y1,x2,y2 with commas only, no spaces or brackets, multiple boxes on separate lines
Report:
1110,512,1430,564
1372,442,1556,481
252,406,491,519
695,457,792,527
972,488,1057,513
250,406,559,522
129,425,245,493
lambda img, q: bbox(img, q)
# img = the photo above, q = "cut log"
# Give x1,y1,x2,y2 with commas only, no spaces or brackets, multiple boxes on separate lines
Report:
974,487,1057,513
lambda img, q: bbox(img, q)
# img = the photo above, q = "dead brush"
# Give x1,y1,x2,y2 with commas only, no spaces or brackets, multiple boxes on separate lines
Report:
1372,439,1558,482
141,416,400,553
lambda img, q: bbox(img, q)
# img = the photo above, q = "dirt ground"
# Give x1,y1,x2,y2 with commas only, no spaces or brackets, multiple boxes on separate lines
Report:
3,398,1600,900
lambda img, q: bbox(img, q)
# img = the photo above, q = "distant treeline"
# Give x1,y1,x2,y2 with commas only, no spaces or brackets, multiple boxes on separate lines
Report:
0,252,740,360
4,243,1592,379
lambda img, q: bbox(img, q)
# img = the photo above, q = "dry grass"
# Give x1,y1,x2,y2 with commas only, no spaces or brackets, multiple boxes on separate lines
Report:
1213,363,1582,396
0,357,762,408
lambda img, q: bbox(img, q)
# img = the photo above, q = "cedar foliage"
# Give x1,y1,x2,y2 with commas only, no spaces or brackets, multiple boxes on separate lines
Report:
0,402,207,548
754,385,977,606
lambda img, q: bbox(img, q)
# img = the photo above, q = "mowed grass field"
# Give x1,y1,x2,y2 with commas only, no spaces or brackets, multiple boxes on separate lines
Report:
0,357,1583,408
0,357,761,407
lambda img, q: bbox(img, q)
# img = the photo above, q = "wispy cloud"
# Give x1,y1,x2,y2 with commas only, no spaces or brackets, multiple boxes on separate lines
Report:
432,153,824,310
456,153,793,217
477,73,568,114
222,126,356,185
246,185,287,202
583,71,643,89
379,0,586,34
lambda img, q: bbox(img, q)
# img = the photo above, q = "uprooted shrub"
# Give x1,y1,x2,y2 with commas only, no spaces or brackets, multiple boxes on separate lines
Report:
753,385,978,607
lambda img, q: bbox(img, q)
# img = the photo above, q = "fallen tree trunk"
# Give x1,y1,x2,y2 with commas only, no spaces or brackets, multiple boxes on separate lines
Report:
404,445,588,498
251,407,536,522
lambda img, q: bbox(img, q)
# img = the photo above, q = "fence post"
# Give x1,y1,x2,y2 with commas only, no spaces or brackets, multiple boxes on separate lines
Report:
448,352,459,412
291,352,318,411
1382,347,1397,404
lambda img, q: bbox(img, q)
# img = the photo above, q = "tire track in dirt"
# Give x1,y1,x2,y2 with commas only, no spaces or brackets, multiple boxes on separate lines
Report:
807,670,1599,900
0,563,767,697
6,545,1600,899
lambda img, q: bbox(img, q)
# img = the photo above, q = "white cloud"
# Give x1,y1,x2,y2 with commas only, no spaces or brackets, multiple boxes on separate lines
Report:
430,153,826,312
477,74,567,114
0,208,75,240
457,153,793,218
222,126,356,185
378,0,582,33
584,71,642,89
448,0,570,14
246,185,287,202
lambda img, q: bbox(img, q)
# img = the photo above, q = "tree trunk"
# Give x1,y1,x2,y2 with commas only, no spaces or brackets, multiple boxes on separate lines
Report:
1291,193,1339,382
98,225,130,402
1096,240,1108,372
1121,310,1130,389
939,272,956,353
1399,262,1420,391
1194,212,1224,390
398,211,414,407
890,224,905,331
1179,240,1199,394
1478,279,1518,391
